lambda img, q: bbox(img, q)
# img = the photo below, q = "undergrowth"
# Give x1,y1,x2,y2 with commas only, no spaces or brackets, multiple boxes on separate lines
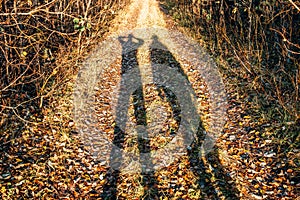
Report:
0,0,130,140
159,0,299,152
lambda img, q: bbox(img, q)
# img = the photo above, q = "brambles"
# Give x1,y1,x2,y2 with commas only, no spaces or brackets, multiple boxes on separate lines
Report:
160,0,299,121
0,0,299,199
160,0,299,144
159,0,299,198
0,0,129,135
0,1,130,197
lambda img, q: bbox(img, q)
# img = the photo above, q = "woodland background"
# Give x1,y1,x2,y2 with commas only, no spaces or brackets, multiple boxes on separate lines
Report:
0,0,299,199
159,0,299,149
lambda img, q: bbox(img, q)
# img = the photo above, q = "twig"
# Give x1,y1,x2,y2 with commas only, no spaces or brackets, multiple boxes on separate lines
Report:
233,49,253,74
0,105,41,125
287,0,300,11
0,66,30,92
0,9,76,19
270,28,300,49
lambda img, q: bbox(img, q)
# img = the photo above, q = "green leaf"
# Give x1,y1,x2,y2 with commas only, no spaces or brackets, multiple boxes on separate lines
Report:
74,24,80,30
73,18,80,24
79,26,85,32
86,23,92,30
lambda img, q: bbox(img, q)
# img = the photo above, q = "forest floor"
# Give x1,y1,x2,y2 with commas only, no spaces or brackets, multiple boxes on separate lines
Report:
0,0,299,199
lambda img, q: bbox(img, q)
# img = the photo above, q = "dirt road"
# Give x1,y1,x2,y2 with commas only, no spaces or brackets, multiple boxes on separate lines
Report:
73,0,236,199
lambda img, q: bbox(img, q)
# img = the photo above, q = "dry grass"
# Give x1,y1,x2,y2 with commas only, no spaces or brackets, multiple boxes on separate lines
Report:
158,0,299,198
159,0,299,150
1,0,299,199
0,0,130,136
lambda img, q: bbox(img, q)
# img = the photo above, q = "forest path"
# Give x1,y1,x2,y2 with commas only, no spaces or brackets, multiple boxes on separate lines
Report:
105,0,169,81
77,0,239,199
108,0,167,34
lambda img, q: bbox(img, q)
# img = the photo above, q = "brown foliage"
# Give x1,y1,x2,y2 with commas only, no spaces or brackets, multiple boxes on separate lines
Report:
160,0,300,122
0,0,129,130
159,1,299,198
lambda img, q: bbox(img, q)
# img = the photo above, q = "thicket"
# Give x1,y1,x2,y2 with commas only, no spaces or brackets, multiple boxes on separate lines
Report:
160,0,299,146
0,0,129,134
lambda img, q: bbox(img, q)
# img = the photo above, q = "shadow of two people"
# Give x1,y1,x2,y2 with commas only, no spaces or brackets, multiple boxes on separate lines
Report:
101,34,239,200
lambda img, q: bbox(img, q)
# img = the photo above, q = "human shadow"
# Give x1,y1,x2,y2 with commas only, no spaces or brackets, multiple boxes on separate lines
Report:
101,34,158,199
102,33,239,199
150,34,240,199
